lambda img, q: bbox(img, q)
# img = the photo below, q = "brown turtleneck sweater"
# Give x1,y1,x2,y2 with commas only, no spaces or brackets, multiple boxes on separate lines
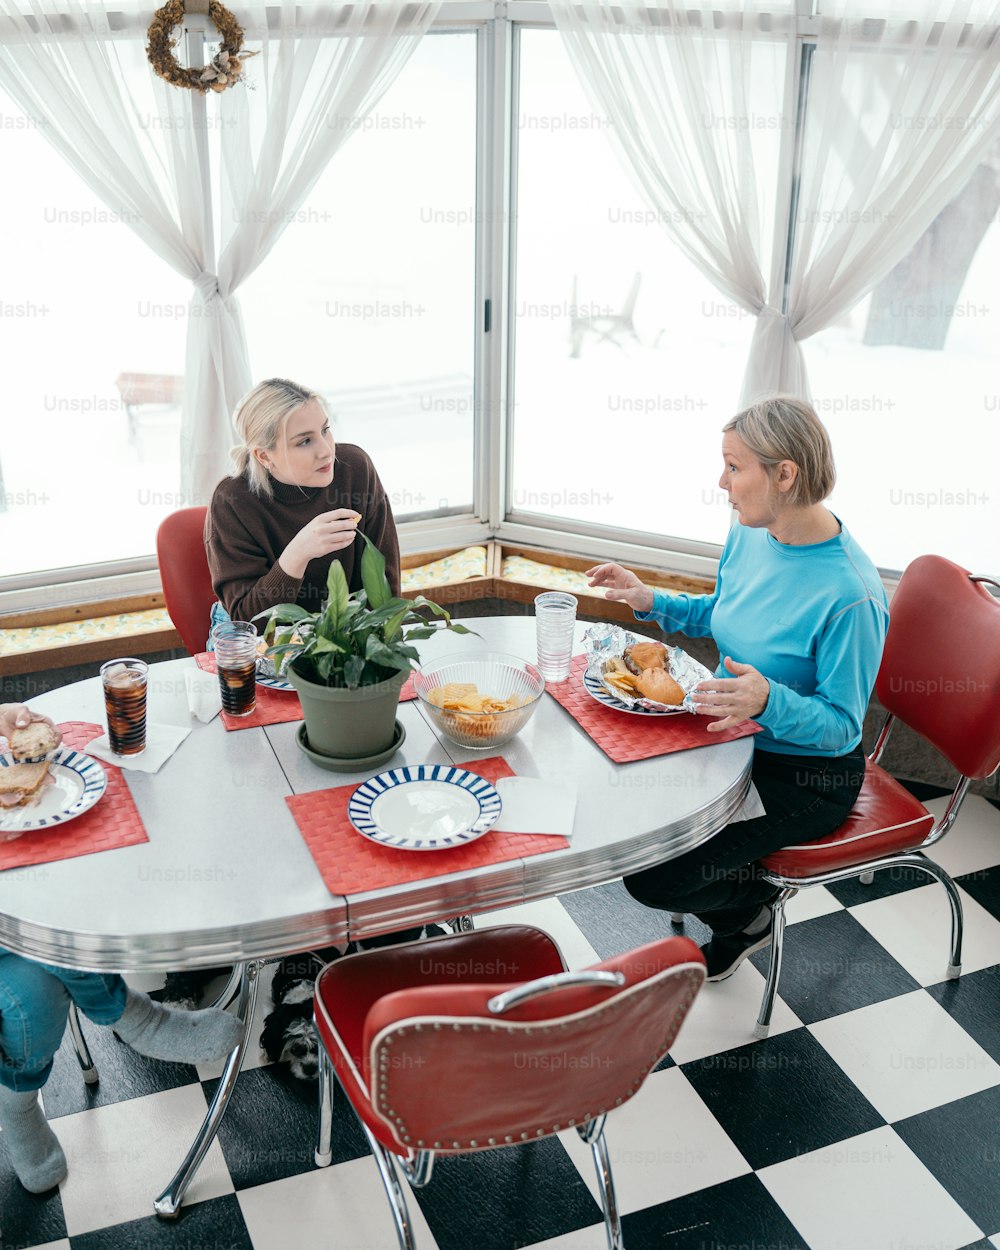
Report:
205,443,401,623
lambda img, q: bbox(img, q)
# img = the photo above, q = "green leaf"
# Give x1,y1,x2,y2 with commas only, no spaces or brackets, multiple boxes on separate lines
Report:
365,638,414,672
323,561,351,635
252,603,311,626
360,534,391,611
312,637,344,654
344,655,366,688
381,606,412,642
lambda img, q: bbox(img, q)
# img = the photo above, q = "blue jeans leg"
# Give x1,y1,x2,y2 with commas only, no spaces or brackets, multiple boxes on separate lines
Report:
0,952,128,1093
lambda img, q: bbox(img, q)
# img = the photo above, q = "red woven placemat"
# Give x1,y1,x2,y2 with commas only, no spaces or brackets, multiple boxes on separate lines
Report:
0,722,149,871
195,655,416,731
546,655,762,764
286,756,567,895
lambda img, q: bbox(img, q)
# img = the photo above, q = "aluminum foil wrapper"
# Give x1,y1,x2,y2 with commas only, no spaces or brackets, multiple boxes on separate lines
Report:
256,626,301,678
582,623,712,713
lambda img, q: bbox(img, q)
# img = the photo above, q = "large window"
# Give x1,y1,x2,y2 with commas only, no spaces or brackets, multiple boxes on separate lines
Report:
0,30,476,586
0,71,188,580
510,28,784,551
802,160,1000,573
238,32,478,521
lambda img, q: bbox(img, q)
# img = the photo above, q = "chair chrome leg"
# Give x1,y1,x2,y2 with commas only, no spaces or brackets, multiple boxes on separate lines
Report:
577,1118,623,1250
67,1001,99,1085
153,960,259,1218
359,1121,418,1250
754,891,792,1040
859,871,874,885
916,859,964,977
315,1052,334,1167
669,912,685,926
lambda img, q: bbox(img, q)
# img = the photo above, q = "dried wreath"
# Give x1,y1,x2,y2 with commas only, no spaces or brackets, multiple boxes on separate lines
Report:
147,0,256,93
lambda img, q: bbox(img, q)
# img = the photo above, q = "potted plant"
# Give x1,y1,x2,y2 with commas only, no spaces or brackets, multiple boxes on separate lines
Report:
254,534,474,762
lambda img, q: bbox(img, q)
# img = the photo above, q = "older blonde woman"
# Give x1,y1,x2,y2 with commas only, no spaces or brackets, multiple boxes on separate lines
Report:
588,396,889,982
207,377,400,628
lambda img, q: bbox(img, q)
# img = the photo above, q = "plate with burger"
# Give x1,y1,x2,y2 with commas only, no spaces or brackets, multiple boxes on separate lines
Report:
0,743,107,840
583,629,712,716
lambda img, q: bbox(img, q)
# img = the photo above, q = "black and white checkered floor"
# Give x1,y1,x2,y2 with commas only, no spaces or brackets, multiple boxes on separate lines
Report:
5,787,1000,1250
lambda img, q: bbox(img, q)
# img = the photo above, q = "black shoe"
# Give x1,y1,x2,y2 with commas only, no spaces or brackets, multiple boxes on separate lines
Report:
700,910,773,983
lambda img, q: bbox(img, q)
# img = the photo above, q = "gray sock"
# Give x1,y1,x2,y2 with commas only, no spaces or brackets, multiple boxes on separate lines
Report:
112,988,243,1064
742,905,772,936
0,1086,67,1193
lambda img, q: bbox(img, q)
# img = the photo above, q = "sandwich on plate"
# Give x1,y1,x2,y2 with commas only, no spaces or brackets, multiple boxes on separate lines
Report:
0,760,54,809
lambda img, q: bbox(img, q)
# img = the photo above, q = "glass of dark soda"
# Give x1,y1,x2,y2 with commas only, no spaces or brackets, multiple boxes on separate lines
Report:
100,659,149,756
210,621,258,717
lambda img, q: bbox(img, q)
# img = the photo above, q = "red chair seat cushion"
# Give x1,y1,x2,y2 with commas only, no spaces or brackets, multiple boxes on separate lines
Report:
759,761,935,878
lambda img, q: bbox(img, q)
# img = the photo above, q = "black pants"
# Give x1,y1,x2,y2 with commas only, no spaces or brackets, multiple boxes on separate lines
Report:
623,746,866,937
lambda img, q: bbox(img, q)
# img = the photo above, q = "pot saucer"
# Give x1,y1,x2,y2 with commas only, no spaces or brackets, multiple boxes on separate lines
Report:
295,720,406,773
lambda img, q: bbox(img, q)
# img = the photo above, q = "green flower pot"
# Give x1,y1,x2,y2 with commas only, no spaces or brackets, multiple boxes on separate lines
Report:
288,665,408,761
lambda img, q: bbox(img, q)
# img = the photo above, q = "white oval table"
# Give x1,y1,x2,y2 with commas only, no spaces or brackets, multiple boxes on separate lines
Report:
0,616,753,1216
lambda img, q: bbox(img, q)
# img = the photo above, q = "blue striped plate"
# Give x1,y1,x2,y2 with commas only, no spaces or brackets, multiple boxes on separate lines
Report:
255,671,294,692
0,748,108,836
348,765,503,852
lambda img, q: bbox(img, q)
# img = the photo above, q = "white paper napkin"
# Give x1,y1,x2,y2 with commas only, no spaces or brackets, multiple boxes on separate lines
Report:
85,723,191,774
730,781,766,823
494,777,577,838
184,666,222,723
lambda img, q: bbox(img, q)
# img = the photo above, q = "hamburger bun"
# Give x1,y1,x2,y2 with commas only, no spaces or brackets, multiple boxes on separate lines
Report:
9,721,60,762
634,668,685,706
0,760,53,808
624,640,669,676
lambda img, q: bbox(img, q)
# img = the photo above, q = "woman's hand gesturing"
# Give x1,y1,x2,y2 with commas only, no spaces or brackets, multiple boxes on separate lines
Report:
585,563,655,615
691,656,770,731
279,509,361,579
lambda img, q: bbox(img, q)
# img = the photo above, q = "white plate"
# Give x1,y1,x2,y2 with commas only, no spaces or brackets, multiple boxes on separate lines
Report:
0,748,108,838
348,765,503,852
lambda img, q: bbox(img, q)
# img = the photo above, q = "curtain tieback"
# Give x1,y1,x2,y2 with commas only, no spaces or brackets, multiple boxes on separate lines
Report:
193,271,224,304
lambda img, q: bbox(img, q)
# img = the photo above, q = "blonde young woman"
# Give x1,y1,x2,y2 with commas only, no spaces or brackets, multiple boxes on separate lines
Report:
588,396,889,982
207,378,400,631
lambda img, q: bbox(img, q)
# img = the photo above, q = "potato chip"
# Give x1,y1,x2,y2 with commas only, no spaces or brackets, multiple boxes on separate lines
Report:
425,682,478,709
425,683,530,716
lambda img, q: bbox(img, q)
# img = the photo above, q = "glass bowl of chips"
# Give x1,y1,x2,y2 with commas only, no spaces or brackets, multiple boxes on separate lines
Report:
413,652,545,750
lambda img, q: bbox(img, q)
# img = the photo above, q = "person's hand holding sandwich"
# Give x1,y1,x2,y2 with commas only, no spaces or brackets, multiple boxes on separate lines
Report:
0,704,62,811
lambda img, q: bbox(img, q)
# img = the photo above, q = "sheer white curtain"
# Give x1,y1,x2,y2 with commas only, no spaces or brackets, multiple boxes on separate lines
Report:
551,0,1000,407
549,0,786,334
0,0,439,501
743,0,1000,402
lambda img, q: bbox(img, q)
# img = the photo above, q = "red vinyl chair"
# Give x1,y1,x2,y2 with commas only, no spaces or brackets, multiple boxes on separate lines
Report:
752,555,1000,1038
156,506,215,657
313,924,706,1250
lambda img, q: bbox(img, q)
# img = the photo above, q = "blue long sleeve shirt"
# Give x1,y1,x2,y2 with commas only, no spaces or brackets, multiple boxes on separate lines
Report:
636,521,889,756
